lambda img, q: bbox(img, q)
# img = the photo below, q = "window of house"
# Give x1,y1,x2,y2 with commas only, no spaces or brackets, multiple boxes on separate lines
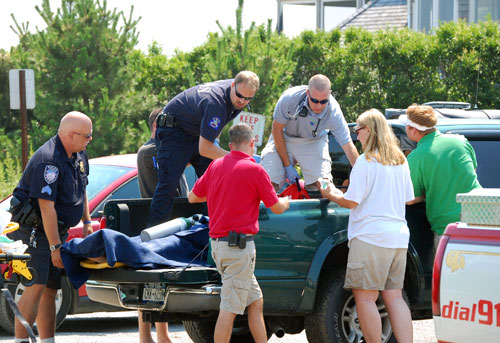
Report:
418,0,433,31
475,0,500,21
438,1,454,23
458,0,470,21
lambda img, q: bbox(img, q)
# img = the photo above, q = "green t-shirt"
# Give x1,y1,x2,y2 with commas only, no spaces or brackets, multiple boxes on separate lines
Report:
408,131,481,235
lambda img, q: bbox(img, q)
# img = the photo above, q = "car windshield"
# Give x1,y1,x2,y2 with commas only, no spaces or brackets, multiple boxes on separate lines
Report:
86,164,134,201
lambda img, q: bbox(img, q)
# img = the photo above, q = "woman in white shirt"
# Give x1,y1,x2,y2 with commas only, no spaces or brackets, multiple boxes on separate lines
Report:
320,109,415,343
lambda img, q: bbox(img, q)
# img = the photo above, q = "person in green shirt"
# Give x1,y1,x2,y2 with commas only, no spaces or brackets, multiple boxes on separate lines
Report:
402,104,481,249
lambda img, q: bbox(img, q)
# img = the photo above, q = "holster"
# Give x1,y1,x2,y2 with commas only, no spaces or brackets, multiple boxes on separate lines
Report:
8,196,42,228
9,196,69,235
156,113,177,128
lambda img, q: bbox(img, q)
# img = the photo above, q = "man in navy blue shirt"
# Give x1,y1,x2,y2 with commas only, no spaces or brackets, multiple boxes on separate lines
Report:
148,71,260,226
8,111,93,343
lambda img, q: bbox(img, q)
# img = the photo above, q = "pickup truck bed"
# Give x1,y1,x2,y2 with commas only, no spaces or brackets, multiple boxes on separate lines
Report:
85,197,432,343
84,119,500,343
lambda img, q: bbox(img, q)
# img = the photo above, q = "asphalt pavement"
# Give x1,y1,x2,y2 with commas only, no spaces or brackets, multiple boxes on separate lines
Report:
0,311,437,343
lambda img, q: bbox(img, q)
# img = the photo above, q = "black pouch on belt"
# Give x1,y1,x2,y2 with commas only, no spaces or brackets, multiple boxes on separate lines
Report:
238,234,247,249
8,196,23,222
228,231,238,247
157,113,176,128
9,196,42,228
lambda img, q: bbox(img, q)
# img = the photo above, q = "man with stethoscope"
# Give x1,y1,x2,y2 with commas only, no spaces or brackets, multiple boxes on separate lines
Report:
260,74,359,192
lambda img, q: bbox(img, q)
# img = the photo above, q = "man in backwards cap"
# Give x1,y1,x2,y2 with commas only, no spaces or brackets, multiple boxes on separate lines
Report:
402,104,481,250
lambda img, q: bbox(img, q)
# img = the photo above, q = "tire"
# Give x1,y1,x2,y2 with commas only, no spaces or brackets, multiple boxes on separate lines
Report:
183,317,273,343
305,269,396,343
0,275,73,334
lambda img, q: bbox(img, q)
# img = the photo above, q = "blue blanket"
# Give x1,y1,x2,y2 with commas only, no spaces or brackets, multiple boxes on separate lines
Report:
61,216,210,288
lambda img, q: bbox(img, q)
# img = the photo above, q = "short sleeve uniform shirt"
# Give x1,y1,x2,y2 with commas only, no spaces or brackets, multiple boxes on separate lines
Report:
13,135,89,228
164,79,241,142
272,86,351,145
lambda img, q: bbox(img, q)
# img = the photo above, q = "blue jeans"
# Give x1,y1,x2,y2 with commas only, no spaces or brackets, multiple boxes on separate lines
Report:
147,126,211,227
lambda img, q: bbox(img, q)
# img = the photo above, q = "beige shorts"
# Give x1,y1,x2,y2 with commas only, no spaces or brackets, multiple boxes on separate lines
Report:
260,135,332,187
210,240,262,315
344,238,407,290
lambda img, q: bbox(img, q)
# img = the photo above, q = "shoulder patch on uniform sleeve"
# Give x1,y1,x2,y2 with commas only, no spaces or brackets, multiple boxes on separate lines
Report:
44,165,59,184
209,116,221,130
41,185,52,196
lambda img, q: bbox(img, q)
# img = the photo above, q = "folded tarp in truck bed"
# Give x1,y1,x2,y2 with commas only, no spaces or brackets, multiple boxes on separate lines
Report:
60,216,210,288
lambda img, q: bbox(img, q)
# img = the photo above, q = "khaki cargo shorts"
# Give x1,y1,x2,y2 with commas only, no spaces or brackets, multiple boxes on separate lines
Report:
211,239,263,315
344,237,407,290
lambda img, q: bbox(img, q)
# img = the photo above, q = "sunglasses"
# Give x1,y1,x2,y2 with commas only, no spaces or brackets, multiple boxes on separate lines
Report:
308,95,329,105
73,131,93,139
234,85,254,101
354,126,366,135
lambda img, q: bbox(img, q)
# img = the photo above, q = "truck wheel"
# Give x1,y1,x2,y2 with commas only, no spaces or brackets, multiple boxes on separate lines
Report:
0,275,72,334
183,318,273,343
305,269,396,343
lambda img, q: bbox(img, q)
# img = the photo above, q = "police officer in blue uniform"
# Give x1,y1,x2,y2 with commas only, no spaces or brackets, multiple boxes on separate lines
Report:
8,111,93,343
148,71,260,227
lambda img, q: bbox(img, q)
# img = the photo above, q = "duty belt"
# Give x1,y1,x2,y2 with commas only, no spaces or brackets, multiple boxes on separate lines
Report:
156,113,177,128
28,221,70,236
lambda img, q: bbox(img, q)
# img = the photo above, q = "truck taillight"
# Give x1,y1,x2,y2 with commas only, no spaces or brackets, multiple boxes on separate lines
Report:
432,234,450,316
99,216,107,230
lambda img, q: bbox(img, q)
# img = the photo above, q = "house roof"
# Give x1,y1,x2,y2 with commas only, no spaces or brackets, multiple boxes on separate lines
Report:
337,0,408,32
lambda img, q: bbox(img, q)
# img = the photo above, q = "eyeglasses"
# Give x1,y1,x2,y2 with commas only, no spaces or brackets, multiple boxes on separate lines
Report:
308,95,329,105
354,126,366,135
73,131,92,139
234,85,254,101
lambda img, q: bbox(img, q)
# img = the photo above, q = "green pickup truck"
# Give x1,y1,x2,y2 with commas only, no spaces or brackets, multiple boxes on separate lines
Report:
85,119,500,343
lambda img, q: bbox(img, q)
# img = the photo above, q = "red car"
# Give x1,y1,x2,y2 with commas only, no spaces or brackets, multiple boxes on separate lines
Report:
0,154,195,333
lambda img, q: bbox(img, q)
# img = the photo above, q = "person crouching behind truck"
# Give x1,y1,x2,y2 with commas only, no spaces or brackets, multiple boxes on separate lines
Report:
188,124,290,343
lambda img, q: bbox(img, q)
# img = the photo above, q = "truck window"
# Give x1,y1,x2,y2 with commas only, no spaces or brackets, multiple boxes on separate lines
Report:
328,132,357,187
91,177,141,216
469,140,500,188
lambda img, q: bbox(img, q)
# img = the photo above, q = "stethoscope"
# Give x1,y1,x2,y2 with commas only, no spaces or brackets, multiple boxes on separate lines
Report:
291,94,323,137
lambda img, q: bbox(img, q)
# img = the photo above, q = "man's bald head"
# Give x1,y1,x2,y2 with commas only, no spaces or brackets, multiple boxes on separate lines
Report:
308,74,331,92
58,111,93,156
59,111,92,134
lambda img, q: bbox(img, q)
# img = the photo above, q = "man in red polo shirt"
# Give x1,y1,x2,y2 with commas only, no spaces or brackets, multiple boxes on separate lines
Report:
188,123,289,343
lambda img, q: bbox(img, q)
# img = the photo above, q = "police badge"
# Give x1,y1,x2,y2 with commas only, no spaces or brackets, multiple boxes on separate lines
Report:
44,165,59,184
79,161,85,173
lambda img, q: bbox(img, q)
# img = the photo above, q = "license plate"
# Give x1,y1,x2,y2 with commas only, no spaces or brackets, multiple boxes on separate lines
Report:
143,283,166,302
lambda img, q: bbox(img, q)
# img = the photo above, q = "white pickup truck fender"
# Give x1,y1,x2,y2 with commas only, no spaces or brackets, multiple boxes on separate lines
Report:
433,222,500,342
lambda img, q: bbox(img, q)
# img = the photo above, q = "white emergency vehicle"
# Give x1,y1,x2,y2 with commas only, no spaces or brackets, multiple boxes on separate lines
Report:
432,189,500,342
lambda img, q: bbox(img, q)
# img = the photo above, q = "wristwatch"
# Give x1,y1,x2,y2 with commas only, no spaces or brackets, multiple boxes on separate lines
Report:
49,243,61,252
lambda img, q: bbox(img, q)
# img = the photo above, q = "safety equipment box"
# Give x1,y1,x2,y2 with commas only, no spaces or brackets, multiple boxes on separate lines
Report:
457,188,500,226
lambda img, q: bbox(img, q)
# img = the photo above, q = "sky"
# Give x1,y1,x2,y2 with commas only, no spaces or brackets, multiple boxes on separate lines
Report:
0,0,355,56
